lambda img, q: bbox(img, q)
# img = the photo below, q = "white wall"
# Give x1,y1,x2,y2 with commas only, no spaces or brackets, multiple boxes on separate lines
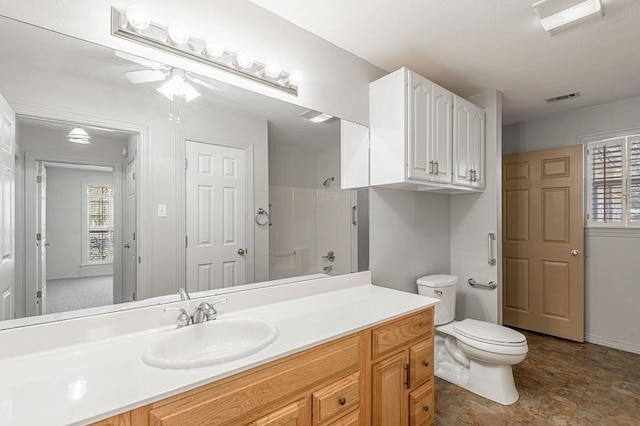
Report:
450,90,502,324
503,95,640,353
3,57,269,299
317,146,341,189
0,0,386,124
46,168,114,279
369,188,451,293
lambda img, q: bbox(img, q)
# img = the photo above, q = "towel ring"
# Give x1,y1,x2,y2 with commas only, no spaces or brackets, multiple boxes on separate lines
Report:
255,208,270,226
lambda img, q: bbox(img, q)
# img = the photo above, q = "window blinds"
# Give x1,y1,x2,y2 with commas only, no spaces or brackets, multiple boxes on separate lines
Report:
589,140,624,224
629,138,640,223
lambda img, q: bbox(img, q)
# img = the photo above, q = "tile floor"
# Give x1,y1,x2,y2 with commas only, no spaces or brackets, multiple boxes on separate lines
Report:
434,330,640,425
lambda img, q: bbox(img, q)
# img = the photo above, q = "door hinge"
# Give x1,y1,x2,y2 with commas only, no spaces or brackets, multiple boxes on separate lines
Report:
133,172,136,181
36,232,41,241
36,290,42,298
36,175,42,183
185,158,188,169
133,232,136,241
138,256,142,264
185,236,188,247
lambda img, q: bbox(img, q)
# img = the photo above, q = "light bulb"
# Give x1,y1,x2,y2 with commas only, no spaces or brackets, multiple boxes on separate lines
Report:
236,51,253,69
264,61,282,79
125,5,150,32
205,39,225,58
168,22,189,45
288,70,304,87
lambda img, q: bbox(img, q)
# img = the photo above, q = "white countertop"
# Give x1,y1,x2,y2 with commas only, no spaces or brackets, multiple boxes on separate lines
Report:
0,274,438,425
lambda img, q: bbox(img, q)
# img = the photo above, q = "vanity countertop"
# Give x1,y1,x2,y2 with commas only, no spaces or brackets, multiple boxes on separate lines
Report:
0,274,438,425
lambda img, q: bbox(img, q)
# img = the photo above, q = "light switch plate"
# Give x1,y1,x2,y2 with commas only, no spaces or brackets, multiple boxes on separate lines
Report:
158,204,167,218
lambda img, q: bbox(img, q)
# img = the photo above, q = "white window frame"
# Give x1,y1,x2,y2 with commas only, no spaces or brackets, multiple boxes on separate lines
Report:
81,183,114,265
581,128,640,229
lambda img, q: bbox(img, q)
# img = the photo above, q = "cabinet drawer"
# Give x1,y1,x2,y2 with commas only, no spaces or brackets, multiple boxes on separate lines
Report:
409,381,435,426
409,339,434,390
328,409,359,426
149,334,360,426
312,372,359,425
249,398,310,426
372,309,433,360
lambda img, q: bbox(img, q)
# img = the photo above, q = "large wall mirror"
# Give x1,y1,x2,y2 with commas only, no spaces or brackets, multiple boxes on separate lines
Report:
0,16,369,329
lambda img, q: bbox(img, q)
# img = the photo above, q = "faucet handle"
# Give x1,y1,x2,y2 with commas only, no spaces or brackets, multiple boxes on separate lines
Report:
164,307,191,327
204,298,228,320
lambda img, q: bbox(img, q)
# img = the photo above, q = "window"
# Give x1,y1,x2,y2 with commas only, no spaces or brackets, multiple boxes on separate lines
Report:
84,185,114,263
586,135,640,227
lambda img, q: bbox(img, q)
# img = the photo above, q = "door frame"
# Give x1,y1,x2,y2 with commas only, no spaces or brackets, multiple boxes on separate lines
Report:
176,131,256,291
12,101,150,311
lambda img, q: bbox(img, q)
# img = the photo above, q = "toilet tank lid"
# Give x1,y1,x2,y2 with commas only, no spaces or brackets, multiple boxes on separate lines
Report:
417,274,458,287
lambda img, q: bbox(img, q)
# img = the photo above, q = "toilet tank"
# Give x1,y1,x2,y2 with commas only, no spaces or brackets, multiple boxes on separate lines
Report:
417,274,458,325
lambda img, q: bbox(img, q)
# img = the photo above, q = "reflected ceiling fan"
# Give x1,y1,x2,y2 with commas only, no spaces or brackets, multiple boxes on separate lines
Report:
116,51,222,103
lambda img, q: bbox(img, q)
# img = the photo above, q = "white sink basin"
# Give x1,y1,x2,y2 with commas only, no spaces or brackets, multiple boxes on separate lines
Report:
142,318,279,369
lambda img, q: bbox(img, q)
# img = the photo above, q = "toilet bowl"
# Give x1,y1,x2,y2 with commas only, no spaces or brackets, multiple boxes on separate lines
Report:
417,274,528,405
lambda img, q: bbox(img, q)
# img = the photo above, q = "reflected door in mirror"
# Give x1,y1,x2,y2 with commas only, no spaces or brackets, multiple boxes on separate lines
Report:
0,93,15,321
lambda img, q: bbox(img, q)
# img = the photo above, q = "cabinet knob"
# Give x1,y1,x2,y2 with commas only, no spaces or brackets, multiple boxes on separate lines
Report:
338,397,346,406
422,360,429,367
423,405,430,412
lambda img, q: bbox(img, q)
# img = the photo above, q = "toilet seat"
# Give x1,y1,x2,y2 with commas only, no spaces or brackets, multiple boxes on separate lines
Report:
452,319,528,356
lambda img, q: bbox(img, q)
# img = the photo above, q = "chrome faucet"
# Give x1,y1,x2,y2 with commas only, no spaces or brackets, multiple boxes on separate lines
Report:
177,288,191,301
165,298,228,327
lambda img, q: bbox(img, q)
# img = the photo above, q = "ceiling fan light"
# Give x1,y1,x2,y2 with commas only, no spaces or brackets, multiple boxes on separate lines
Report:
157,80,174,100
184,83,201,102
204,39,225,58
67,127,91,144
125,5,150,32
264,61,282,79
168,22,189,45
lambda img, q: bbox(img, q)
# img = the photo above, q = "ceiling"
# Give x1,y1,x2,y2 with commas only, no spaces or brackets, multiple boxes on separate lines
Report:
250,0,640,125
1,16,339,152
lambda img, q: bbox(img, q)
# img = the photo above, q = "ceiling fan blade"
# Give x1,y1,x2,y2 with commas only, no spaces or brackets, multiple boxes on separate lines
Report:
115,50,164,69
187,75,223,92
124,69,167,84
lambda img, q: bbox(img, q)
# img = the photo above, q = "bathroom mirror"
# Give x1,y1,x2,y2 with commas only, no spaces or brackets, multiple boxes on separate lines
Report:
0,16,369,329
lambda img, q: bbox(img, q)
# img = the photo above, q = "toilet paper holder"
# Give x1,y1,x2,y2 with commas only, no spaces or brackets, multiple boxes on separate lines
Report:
468,278,497,290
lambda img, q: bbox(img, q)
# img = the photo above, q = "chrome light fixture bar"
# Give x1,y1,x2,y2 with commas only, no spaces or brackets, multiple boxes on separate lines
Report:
111,7,302,96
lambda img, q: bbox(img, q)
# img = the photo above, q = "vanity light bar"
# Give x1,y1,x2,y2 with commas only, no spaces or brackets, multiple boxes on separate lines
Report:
110,7,301,96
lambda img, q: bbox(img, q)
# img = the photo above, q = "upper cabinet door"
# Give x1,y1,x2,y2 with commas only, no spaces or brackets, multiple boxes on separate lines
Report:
453,97,485,189
407,72,433,181
431,85,453,184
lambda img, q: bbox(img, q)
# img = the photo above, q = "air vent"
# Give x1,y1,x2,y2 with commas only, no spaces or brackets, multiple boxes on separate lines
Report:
545,92,580,103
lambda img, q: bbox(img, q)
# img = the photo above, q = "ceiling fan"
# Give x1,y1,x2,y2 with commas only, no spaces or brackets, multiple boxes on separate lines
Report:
115,51,222,101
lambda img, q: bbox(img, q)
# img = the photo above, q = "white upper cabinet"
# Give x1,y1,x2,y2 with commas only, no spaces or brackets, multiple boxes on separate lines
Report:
341,120,370,189
453,96,485,189
369,67,484,193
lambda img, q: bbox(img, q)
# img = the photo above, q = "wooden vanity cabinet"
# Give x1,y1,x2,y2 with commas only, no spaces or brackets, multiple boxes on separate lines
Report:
90,307,434,426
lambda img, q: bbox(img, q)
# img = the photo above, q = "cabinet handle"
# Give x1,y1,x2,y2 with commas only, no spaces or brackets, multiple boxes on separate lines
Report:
434,161,439,175
423,405,430,412
422,360,429,367
404,363,410,389
338,397,347,406
429,160,434,175
473,169,477,182
468,169,473,181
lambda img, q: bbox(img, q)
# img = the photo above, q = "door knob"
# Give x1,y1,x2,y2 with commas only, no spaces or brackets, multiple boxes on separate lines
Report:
238,248,245,255
571,249,580,257
124,243,130,249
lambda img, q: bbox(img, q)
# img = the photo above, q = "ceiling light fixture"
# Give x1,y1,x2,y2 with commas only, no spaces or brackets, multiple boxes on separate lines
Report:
300,109,333,124
112,6,303,95
67,127,91,144
533,0,603,35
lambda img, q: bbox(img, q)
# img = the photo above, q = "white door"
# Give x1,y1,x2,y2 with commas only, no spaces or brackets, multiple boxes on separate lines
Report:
407,71,433,181
186,141,247,291
36,162,47,315
453,97,485,189
470,106,486,189
0,94,15,321
124,159,137,301
431,84,453,184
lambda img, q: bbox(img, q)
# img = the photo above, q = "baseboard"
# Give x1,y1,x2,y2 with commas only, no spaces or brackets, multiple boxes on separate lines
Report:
585,333,640,355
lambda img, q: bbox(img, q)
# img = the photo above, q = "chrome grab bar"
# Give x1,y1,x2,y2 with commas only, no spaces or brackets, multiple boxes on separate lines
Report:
468,278,497,290
488,233,497,266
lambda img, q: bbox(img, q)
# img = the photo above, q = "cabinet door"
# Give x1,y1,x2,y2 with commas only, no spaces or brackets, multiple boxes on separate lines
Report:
251,399,310,426
431,85,453,184
89,413,131,426
453,97,485,189
409,339,434,390
470,105,485,189
409,382,435,426
407,71,433,181
372,352,409,426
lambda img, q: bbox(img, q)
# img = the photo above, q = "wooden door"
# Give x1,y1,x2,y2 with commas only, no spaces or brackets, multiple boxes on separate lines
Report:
407,71,433,182
0,94,15,321
431,85,453,184
372,352,408,426
250,399,310,426
502,146,584,341
186,140,247,291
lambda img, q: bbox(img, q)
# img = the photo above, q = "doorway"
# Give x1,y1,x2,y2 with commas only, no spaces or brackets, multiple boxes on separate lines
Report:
502,145,585,342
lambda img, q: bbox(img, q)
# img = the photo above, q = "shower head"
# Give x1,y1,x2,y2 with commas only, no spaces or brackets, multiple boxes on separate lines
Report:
322,177,335,187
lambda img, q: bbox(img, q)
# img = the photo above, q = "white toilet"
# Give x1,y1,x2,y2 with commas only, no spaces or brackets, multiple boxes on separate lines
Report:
417,274,528,405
